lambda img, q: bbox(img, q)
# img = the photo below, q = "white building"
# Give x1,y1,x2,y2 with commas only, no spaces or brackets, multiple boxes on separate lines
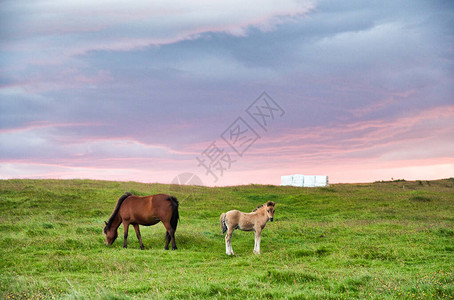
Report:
281,174,328,187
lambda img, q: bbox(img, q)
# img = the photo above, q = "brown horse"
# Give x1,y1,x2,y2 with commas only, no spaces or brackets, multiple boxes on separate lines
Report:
103,192,179,250
220,201,275,255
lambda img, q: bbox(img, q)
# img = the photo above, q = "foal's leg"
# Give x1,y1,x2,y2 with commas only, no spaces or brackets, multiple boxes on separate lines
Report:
123,222,130,248
225,232,230,255
225,227,235,255
253,228,262,255
133,224,144,250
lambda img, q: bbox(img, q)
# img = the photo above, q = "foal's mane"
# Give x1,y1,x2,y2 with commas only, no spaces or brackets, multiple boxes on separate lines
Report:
252,204,264,212
252,201,275,212
104,192,132,232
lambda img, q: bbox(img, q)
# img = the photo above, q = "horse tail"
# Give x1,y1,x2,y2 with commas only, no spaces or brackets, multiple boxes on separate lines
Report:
168,196,179,231
105,192,132,232
220,213,227,234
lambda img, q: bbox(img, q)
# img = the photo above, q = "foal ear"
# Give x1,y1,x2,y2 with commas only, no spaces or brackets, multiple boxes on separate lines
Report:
267,201,275,207
104,221,108,226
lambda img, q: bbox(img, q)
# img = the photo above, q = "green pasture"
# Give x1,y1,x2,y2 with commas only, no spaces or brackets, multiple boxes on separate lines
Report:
0,179,453,299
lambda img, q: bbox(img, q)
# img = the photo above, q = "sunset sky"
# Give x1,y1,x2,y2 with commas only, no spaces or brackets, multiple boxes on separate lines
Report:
1,0,453,186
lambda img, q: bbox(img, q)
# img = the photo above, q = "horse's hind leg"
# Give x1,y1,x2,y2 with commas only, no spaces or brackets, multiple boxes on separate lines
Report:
123,222,130,248
165,232,170,249
170,230,177,250
133,224,144,250
163,222,177,250
225,227,235,255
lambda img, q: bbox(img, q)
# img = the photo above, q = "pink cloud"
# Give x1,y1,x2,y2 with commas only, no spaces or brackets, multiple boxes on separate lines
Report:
0,121,103,134
204,105,454,181
351,89,417,117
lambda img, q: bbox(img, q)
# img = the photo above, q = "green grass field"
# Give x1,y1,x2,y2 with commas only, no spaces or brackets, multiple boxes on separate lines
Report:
0,179,453,299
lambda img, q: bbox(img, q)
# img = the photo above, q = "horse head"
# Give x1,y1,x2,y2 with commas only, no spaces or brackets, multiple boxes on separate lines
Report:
103,221,118,245
266,201,275,222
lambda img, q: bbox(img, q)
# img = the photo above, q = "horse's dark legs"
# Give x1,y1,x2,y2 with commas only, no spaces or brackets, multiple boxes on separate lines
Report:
123,222,129,248
133,224,144,250
165,232,171,250
163,222,177,250
170,229,177,250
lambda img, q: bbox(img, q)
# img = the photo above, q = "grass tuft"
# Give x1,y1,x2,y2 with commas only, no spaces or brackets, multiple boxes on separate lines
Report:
261,269,319,284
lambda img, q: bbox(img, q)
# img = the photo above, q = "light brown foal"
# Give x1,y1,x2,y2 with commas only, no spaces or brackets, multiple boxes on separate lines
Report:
220,201,275,255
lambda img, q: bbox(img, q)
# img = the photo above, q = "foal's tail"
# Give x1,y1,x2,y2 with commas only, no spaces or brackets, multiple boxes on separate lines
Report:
169,196,179,231
220,213,227,234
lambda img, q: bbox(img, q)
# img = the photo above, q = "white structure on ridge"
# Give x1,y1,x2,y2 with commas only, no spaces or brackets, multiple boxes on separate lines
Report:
281,174,328,187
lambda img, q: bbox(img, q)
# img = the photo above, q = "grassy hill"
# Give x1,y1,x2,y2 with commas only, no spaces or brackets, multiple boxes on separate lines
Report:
0,179,453,299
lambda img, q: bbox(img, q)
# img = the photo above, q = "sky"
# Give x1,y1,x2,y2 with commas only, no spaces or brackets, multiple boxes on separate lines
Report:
1,0,453,186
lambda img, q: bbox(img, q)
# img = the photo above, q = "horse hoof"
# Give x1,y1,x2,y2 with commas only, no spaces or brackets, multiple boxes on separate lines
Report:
253,251,260,255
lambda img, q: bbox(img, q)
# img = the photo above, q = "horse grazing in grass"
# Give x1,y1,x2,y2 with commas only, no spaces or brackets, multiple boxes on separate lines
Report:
220,201,275,255
103,193,179,250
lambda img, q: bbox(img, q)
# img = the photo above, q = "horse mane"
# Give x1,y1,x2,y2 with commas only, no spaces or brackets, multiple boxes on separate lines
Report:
104,192,132,232
252,204,264,212
252,201,275,212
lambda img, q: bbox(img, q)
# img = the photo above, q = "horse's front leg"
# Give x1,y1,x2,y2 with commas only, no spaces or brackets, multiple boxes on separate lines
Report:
253,228,262,255
123,222,130,248
133,224,144,250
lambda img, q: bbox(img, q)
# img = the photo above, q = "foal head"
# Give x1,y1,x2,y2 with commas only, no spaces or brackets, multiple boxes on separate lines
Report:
103,221,118,245
266,201,275,222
